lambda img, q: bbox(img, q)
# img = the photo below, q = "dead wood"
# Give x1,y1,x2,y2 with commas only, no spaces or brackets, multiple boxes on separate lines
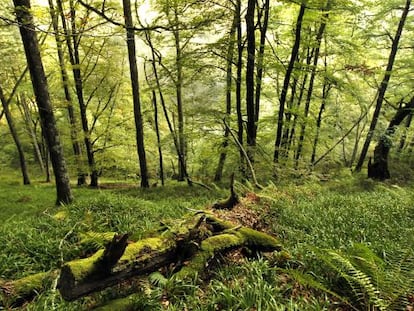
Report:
212,173,239,210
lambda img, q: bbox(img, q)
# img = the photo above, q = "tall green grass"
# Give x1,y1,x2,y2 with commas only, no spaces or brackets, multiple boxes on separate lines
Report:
1,174,413,310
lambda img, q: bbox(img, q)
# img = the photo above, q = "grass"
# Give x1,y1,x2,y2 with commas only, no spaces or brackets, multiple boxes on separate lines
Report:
1,171,413,310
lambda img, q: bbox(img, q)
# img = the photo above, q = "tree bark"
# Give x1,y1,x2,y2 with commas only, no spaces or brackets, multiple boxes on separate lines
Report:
254,0,270,134
245,0,256,162
122,0,149,188
57,213,281,301
151,90,165,186
0,84,30,185
235,0,246,178
274,3,306,163
295,1,330,167
214,7,237,182
143,30,192,186
355,0,411,172
48,0,86,186
368,95,414,180
56,0,98,187
13,0,73,205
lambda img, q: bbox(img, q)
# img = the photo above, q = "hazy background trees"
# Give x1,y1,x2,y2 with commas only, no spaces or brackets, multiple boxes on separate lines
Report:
0,0,413,188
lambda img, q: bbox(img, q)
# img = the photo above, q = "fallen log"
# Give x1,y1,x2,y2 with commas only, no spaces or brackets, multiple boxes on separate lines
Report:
0,270,58,308
58,212,281,301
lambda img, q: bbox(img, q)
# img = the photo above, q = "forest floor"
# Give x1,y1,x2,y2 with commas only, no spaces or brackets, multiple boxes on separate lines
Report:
1,171,414,310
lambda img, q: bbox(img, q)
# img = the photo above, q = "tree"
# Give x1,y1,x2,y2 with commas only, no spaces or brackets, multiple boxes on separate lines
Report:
0,83,30,185
214,3,238,182
48,0,86,186
294,0,330,167
355,0,411,172
245,0,256,162
274,2,306,164
122,0,149,188
56,0,99,187
13,0,72,204
368,95,414,180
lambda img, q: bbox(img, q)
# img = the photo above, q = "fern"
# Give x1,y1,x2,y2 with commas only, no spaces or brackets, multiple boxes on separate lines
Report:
148,271,168,287
325,250,388,311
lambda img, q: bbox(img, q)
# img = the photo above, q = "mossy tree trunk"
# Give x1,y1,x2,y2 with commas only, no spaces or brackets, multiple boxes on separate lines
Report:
57,213,280,301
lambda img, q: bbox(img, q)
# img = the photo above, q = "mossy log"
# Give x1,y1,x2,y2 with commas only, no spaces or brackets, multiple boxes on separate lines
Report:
58,213,281,301
0,270,58,308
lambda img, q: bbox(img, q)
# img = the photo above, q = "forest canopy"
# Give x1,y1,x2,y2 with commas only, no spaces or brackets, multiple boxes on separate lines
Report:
0,0,413,194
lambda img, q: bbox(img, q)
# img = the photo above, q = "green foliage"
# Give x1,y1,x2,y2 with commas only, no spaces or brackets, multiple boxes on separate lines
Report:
1,174,414,309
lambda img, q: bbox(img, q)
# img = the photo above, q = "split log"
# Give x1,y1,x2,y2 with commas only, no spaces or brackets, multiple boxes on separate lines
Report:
58,213,281,301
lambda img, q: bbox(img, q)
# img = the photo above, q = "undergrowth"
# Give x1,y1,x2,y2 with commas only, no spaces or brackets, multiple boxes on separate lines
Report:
1,173,413,310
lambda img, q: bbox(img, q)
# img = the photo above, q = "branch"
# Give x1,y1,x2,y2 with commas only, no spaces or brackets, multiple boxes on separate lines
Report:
223,119,263,189
77,0,169,32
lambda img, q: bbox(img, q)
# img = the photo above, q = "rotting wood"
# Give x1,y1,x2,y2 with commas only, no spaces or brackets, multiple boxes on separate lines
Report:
58,212,280,301
1,212,281,307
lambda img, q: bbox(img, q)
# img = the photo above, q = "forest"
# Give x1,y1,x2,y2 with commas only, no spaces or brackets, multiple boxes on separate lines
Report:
0,0,413,310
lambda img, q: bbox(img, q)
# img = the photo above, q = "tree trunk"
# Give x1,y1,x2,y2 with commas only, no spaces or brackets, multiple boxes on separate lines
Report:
368,95,414,180
0,84,30,185
152,90,164,186
274,3,306,163
254,0,270,135
245,0,256,162
287,47,313,153
172,8,187,182
295,1,330,168
18,95,45,172
122,0,149,188
214,8,237,182
144,30,192,186
355,0,411,172
57,0,98,187
13,0,72,205
235,0,246,179
48,0,86,186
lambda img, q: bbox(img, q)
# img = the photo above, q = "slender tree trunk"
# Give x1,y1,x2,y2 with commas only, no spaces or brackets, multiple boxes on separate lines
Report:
214,8,237,182
274,3,306,163
122,0,149,188
398,112,413,151
254,0,270,133
281,75,298,158
310,80,332,165
57,0,98,187
245,0,256,162
14,0,72,204
235,0,246,178
295,2,330,167
355,0,411,172
171,8,187,182
18,95,45,172
368,95,414,180
152,90,164,186
0,84,30,185
287,47,313,153
144,31,192,186
48,0,86,186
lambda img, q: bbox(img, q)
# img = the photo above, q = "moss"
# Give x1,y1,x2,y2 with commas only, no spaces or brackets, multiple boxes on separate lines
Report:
93,293,141,311
119,237,171,262
1,271,56,306
53,210,68,221
237,228,282,251
65,249,105,280
78,231,118,248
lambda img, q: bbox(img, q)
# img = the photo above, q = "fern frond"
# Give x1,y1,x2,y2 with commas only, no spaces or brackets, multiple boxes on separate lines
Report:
326,250,388,311
148,271,168,287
